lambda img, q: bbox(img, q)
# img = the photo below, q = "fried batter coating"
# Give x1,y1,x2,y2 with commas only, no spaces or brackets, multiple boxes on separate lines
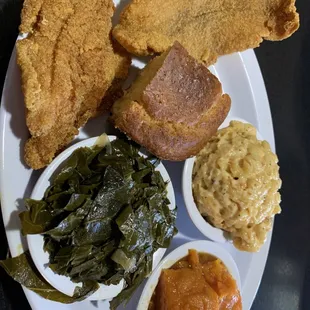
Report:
113,0,299,64
18,0,131,169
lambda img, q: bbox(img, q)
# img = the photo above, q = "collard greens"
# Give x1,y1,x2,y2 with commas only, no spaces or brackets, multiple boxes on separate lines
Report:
0,251,99,303
13,136,177,308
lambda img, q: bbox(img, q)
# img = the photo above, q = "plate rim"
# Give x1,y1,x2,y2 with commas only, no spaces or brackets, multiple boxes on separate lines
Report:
0,48,274,310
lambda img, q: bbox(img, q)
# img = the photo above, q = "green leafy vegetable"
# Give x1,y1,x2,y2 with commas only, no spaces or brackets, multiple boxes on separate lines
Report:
19,200,53,235
0,251,99,303
16,135,177,307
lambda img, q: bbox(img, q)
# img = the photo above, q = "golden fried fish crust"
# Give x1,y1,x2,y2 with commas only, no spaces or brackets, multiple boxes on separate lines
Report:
18,0,131,169
113,0,299,64
111,42,231,161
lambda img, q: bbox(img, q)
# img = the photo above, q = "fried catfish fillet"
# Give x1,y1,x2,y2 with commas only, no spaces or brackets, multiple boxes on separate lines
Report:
17,0,131,169
113,0,299,64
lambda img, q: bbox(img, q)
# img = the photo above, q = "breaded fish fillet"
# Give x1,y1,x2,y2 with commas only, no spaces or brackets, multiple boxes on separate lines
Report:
18,0,131,169
113,0,299,64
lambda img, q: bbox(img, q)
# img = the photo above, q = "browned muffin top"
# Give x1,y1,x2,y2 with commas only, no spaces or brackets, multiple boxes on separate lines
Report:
111,42,231,161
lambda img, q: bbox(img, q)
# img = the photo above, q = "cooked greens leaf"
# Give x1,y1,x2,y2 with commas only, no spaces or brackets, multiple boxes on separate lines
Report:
109,261,149,310
116,205,154,253
53,166,76,186
147,156,160,168
0,252,99,303
64,194,89,211
87,166,133,220
111,248,137,272
73,218,113,246
103,270,124,286
45,211,85,240
19,200,53,235
132,167,151,182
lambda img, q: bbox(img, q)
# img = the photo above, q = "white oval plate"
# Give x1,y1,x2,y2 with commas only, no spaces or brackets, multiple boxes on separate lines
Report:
183,117,265,244
0,1,275,309
137,240,241,310
27,136,176,300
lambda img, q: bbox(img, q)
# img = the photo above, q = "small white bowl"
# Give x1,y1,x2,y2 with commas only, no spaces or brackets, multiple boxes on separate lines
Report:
27,136,176,301
137,240,241,310
182,117,264,243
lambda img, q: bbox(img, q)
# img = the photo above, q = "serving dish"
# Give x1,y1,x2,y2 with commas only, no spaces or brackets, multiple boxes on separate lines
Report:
26,135,176,300
182,117,265,244
137,240,241,310
0,2,276,309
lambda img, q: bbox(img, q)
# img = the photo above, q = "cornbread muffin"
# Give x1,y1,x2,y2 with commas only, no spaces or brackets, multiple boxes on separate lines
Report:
111,42,231,161
193,121,282,252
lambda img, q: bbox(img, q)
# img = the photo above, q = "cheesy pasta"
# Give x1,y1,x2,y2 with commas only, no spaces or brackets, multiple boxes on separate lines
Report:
192,121,281,252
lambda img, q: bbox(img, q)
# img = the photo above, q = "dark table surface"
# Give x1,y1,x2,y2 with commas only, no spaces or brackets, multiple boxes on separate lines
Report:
1,1,310,309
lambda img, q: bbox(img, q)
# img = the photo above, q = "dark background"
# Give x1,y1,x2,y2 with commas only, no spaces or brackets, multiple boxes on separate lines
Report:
0,0,309,309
